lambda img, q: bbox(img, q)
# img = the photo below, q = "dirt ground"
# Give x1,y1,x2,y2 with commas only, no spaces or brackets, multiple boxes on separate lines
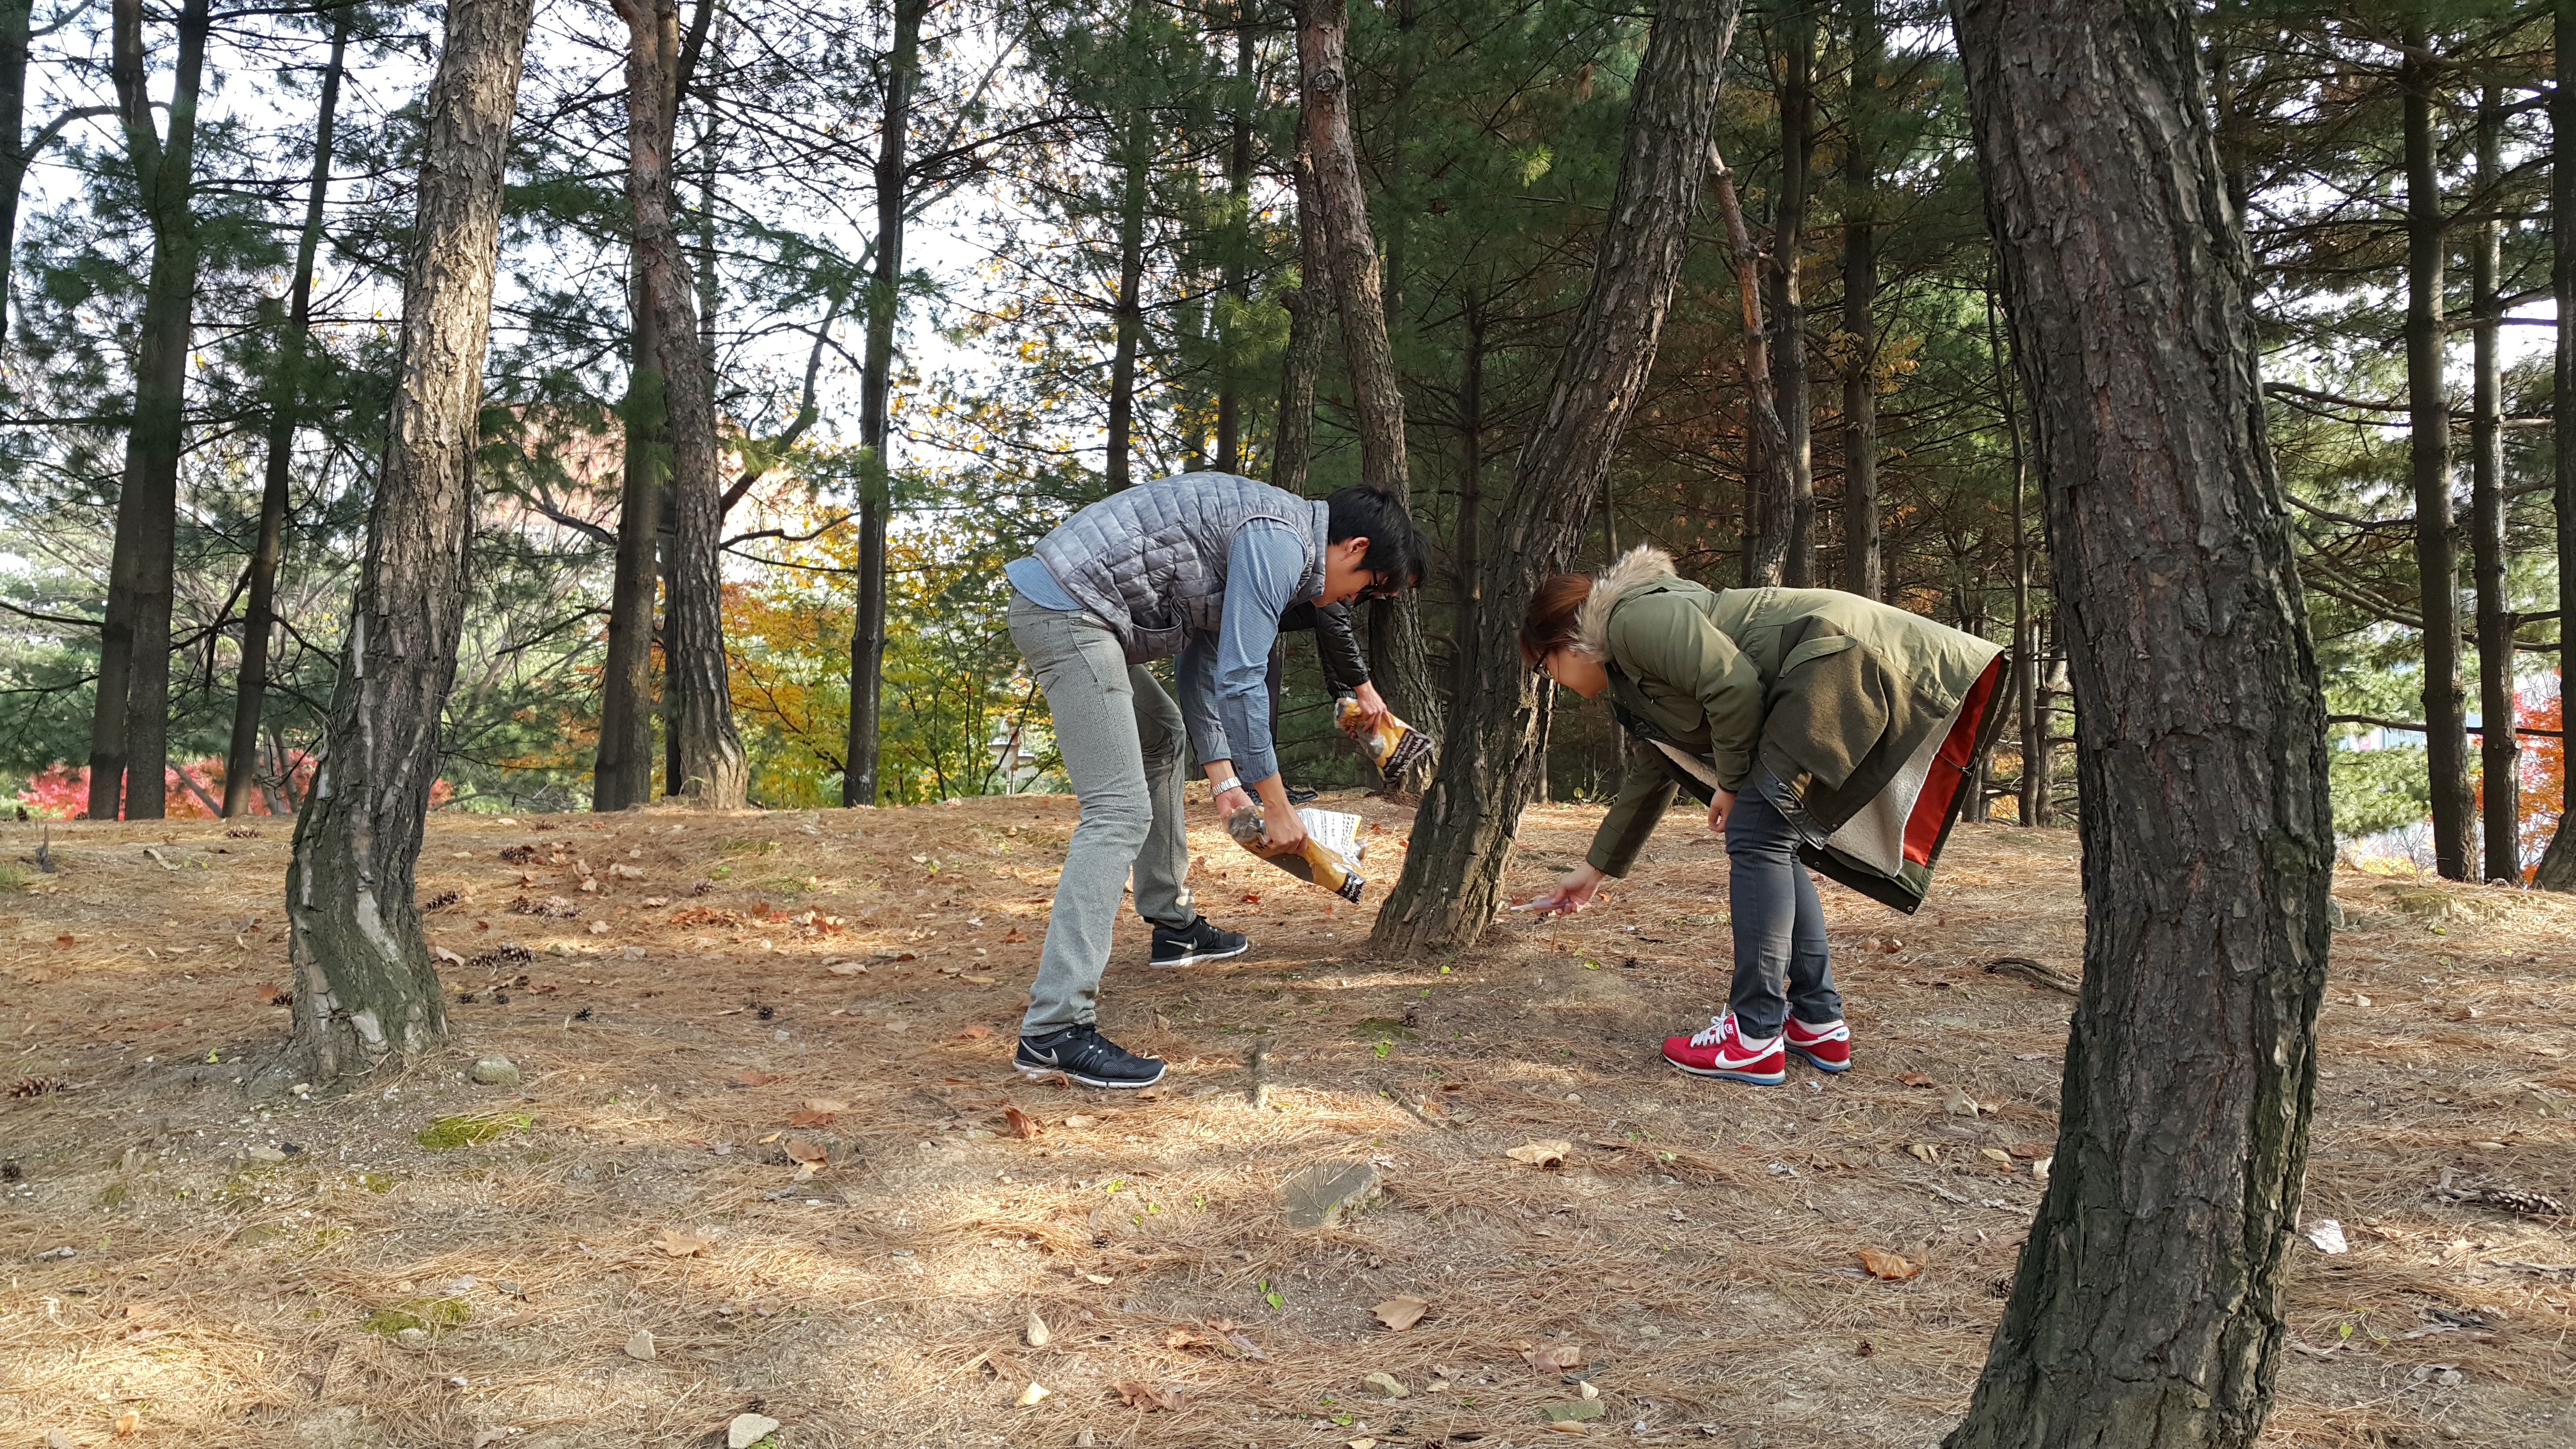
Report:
0,794,2570,1449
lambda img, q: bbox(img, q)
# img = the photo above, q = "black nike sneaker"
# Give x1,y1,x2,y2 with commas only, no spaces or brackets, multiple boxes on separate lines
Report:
1149,914,1250,968
1014,1024,1166,1089
1285,784,1320,805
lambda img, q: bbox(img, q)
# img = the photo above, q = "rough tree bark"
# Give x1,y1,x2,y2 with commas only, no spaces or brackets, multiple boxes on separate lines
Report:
0,0,109,337
1989,278,2042,829
2469,85,2514,881
842,0,925,807
1714,161,1796,588
282,0,533,1081
1765,0,1817,586
224,3,349,817
596,260,665,811
1294,0,1440,769
1840,0,1881,599
2541,0,2576,891
1943,3,2334,1446
2402,28,2469,881
1371,0,1743,955
1215,9,1252,473
1268,138,1326,495
619,0,745,807
87,0,210,821
1103,84,1147,491
1452,290,1484,701
597,0,696,813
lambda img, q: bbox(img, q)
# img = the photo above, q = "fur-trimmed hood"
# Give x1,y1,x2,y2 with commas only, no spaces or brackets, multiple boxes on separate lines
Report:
1573,545,1682,659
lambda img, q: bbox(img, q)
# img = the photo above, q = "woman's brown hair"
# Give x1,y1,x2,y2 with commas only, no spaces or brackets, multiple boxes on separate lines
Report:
1519,574,1594,669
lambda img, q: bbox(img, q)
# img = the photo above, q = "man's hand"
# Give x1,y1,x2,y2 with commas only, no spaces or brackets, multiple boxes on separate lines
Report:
1206,760,1255,820
1707,788,1736,837
1254,774,1307,854
1521,862,1607,916
1345,681,1393,730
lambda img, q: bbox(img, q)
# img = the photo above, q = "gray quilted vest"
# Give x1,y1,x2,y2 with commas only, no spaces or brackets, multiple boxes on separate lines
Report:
1031,471,1329,664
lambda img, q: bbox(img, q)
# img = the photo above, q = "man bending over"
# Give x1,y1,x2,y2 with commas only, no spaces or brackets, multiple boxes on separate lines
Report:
1001,474,1423,1088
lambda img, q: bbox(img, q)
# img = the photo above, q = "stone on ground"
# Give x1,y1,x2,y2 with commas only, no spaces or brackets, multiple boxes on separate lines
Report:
471,1055,522,1086
1281,1159,1382,1230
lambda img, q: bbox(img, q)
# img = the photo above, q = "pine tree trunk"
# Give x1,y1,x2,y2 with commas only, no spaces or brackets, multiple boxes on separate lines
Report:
1840,0,1881,600
841,0,922,807
1269,139,1326,494
88,0,210,821
620,0,744,808
1295,0,1440,773
2470,86,2515,881
1765,0,1816,587
596,261,664,811
1371,0,1742,956
1452,292,1484,701
2402,30,2469,881
225,5,347,818
283,0,532,1081
1943,4,2334,1445
1715,162,1795,588
2543,0,2576,892
0,0,36,335
1215,12,1252,474
1993,282,2042,828
1104,75,1148,492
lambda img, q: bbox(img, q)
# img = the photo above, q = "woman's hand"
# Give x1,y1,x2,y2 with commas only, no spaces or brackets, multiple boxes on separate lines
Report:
1706,788,1736,837
1521,862,1607,916
1346,681,1393,729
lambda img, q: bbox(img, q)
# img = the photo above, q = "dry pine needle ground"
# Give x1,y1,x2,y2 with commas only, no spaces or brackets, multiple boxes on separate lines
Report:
0,796,2569,1448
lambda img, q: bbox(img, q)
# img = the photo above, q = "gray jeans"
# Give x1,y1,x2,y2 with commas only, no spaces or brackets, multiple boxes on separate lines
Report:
1725,767,1844,1038
1009,593,1197,1035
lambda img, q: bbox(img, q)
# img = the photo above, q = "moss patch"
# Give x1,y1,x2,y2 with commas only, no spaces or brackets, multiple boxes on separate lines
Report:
360,1296,469,1336
415,1113,531,1151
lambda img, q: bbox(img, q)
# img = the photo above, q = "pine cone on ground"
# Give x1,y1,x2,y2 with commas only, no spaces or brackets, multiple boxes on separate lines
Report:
2471,1187,2568,1218
420,889,461,911
7,1076,53,1099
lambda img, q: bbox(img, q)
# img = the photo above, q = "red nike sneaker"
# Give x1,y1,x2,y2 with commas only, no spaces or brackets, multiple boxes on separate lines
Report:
1660,1012,1786,1085
1783,1015,1852,1073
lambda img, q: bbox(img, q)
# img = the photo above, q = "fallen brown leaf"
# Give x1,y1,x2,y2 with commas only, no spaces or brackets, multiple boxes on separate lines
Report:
1111,1380,1183,1412
783,1137,827,1165
2006,1141,2051,1159
1524,1341,1584,1372
729,1068,779,1088
1372,1294,1429,1331
788,1109,835,1127
253,982,285,1005
1858,1247,1920,1281
803,1097,849,1113
1000,927,1029,943
113,1410,139,1437
653,1228,715,1258
1063,1114,1100,1129
958,1024,995,1041
1004,1106,1040,1139
1505,1139,1570,1169
1898,1071,1934,1088
54,934,73,948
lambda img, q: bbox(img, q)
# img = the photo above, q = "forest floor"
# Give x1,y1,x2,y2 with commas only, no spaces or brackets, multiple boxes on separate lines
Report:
0,794,2571,1449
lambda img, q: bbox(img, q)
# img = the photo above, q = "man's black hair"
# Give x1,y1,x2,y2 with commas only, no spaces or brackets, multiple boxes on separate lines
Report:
1323,485,1425,592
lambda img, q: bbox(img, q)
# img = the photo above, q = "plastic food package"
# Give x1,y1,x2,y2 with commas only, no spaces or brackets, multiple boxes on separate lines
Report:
1336,695,1435,774
1225,805,1368,902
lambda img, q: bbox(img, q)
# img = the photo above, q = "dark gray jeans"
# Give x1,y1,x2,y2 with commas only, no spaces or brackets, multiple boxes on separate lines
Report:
1008,593,1198,1036
1725,770,1843,1038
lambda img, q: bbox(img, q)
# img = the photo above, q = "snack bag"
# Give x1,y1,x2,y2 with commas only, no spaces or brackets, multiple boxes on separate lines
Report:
1225,804,1368,902
1336,694,1435,774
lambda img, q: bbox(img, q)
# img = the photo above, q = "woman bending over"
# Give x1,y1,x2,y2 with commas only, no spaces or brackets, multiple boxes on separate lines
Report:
1519,547,2006,1085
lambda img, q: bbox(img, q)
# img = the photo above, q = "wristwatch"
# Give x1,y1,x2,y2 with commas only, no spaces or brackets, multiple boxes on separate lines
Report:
1212,775,1243,796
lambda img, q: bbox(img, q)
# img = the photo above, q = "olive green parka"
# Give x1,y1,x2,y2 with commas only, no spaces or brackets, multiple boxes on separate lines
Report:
1574,546,2005,912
